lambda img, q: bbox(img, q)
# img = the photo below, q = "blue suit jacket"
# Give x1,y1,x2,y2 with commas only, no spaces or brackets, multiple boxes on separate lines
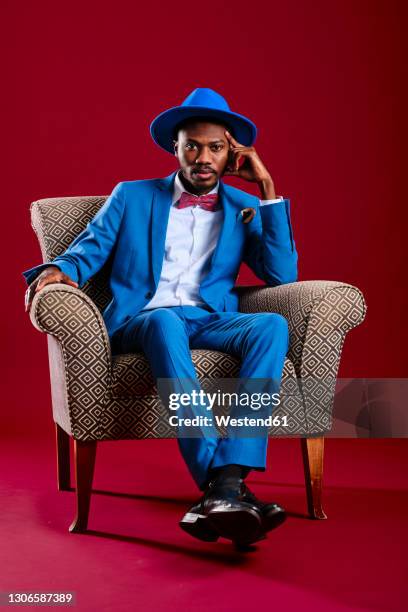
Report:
22,171,298,339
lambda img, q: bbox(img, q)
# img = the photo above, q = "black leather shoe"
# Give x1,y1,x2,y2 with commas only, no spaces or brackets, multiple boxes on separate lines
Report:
202,477,264,545
180,479,264,545
179,499,219,542
240,483,286,532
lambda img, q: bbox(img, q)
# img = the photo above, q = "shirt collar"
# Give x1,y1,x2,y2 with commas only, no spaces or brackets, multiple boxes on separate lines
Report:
172,170,219,205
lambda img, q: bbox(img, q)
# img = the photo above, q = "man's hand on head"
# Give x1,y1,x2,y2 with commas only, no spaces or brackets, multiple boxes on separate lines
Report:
24,265,79,312
223,130,277,200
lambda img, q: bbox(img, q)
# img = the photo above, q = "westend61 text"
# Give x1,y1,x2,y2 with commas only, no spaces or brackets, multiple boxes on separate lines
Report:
168,414,289,427
168,390,281,411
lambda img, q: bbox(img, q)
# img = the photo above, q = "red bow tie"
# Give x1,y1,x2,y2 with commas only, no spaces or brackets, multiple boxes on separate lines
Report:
176,191,220,212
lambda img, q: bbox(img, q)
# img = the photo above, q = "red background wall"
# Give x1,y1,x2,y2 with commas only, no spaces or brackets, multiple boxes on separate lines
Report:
3,0,406,425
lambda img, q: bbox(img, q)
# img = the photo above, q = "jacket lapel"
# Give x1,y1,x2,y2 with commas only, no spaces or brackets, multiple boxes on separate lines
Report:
151,171,176,286
203,180,240,282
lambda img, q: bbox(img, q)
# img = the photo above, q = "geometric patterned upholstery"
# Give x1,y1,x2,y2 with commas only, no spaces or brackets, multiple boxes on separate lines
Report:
28,196,118,312
26,196,367,442
111,350,246,398
238,281,367,433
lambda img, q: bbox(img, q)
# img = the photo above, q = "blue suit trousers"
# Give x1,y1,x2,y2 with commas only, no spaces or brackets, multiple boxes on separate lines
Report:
111,305,289,489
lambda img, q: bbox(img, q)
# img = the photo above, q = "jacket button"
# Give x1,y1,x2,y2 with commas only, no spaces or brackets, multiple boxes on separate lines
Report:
145,291,153,299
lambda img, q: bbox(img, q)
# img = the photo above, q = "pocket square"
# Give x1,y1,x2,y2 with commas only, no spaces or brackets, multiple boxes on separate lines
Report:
240,207,256,224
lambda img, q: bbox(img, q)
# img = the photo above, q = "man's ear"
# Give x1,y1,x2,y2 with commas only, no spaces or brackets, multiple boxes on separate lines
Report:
173,140,178,156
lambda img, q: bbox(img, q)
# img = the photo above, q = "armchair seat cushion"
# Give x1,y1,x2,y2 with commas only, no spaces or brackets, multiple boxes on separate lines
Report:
105,350,308,439
110,350,297,398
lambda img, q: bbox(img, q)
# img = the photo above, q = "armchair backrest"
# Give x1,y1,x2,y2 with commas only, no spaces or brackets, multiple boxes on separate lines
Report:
30,196,111,312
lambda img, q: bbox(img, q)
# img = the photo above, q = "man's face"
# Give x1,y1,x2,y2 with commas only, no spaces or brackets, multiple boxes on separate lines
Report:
173,121,230,193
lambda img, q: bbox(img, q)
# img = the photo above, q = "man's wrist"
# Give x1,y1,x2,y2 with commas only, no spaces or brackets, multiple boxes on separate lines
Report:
43,265,61,274
257,178,276,200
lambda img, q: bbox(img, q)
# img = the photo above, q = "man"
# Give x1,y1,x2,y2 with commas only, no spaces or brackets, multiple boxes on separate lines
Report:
23,88,298,547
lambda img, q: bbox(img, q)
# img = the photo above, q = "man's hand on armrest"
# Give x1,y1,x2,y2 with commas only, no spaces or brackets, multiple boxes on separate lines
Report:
24,265,79,312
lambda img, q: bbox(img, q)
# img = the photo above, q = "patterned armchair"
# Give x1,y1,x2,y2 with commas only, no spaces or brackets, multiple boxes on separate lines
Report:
25,195,367,532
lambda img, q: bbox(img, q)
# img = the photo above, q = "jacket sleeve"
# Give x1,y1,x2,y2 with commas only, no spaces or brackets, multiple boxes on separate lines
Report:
22,182,126,287
243,198,298,285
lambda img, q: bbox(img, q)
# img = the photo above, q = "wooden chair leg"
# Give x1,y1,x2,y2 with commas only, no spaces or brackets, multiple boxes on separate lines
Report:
301,436,327,519
55,423,71,491
69,438,97,533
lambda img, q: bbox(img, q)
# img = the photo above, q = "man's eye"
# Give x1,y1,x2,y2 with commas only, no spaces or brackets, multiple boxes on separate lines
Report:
185,143,196,149
211,145,223,152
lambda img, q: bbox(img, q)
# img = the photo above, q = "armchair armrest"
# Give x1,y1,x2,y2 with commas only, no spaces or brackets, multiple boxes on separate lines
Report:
237,280,367,433
238,280,366,374
28,284,112,440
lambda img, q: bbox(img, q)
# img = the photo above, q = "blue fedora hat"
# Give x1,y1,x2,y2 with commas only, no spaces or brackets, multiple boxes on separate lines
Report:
150,87,257,154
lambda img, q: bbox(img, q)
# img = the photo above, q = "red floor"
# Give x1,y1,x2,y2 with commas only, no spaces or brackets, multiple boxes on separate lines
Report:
1,420,407,611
